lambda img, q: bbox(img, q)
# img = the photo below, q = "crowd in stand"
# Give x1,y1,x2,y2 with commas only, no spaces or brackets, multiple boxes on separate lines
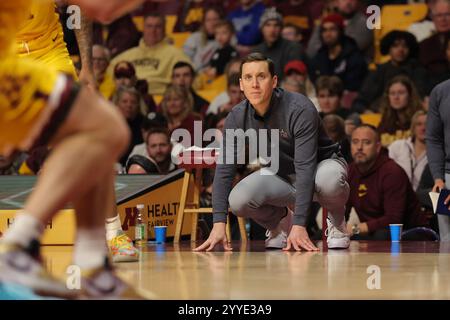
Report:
2,0,450,241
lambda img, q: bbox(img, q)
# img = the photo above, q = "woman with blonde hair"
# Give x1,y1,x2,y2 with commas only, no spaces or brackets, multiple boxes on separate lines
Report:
388,110,428,191
160,85,202,146
377,75,424,146
112,86,148,165
183,7,223,71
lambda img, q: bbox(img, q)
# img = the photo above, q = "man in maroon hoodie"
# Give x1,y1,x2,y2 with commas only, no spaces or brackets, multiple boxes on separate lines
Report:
346,124,428,240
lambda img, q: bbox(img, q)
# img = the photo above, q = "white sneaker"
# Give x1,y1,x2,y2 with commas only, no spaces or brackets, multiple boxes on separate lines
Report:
265,208,293,249
325,219,350,249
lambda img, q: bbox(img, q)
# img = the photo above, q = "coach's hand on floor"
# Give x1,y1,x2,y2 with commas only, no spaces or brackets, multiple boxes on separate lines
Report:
283,225,319,252
193,222,232,252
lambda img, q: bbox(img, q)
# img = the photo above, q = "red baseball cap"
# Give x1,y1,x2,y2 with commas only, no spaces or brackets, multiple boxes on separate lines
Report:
321,14,345,30
284,60,308,75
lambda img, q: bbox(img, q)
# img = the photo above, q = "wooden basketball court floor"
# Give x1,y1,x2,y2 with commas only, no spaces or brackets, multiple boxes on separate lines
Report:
40,240,450,299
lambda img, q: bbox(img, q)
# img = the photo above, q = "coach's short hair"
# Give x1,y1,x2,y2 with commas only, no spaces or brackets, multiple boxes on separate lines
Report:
240,52,275,78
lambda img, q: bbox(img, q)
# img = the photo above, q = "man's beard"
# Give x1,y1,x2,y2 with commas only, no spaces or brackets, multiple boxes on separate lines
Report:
354,154,376,168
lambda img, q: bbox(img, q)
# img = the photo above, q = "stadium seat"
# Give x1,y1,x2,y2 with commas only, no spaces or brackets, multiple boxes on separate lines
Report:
168,32,191,49
283,15,309,29
196,89,222,104
132,15,143,32
194,73,227,93
360,113,382,127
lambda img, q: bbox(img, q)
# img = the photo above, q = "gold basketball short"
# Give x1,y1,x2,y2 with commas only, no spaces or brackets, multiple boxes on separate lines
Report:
0,56,79,156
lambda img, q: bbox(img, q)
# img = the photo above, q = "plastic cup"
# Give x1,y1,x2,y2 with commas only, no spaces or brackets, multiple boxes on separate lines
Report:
154,226,167,243
391,241,400,256
389,224,403,242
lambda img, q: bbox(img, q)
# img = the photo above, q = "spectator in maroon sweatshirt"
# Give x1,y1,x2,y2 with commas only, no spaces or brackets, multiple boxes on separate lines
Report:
346,124,429,240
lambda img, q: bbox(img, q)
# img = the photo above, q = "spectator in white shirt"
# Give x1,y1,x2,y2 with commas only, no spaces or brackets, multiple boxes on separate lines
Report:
388,110,428,191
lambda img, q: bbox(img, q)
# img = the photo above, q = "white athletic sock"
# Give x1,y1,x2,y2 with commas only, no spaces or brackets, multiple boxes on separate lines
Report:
2,213,45,247
73,228,108,270
105,214,123,241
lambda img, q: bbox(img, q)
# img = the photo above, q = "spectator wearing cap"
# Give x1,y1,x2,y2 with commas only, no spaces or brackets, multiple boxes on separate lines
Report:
113,61,138,89
108,13,191,96
307,0,373,60
419,0,450,78
352,30,427,114
171,61,210,117
252,7,305,80
113,61,158,114
283,60,317,105
284,60,308,82
308,14,367,99
228,0,266,55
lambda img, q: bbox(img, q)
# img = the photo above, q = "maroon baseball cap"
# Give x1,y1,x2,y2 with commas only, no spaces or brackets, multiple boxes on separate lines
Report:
321,14,345,30
284,60,308,75
114,61,136,78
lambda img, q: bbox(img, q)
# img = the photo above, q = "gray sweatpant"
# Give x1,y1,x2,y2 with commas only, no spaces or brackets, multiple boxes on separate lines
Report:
228,156,349,230
440,173,450,241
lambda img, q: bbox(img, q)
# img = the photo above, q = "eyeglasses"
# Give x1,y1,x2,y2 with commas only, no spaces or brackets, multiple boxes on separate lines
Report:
432,12,450,19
